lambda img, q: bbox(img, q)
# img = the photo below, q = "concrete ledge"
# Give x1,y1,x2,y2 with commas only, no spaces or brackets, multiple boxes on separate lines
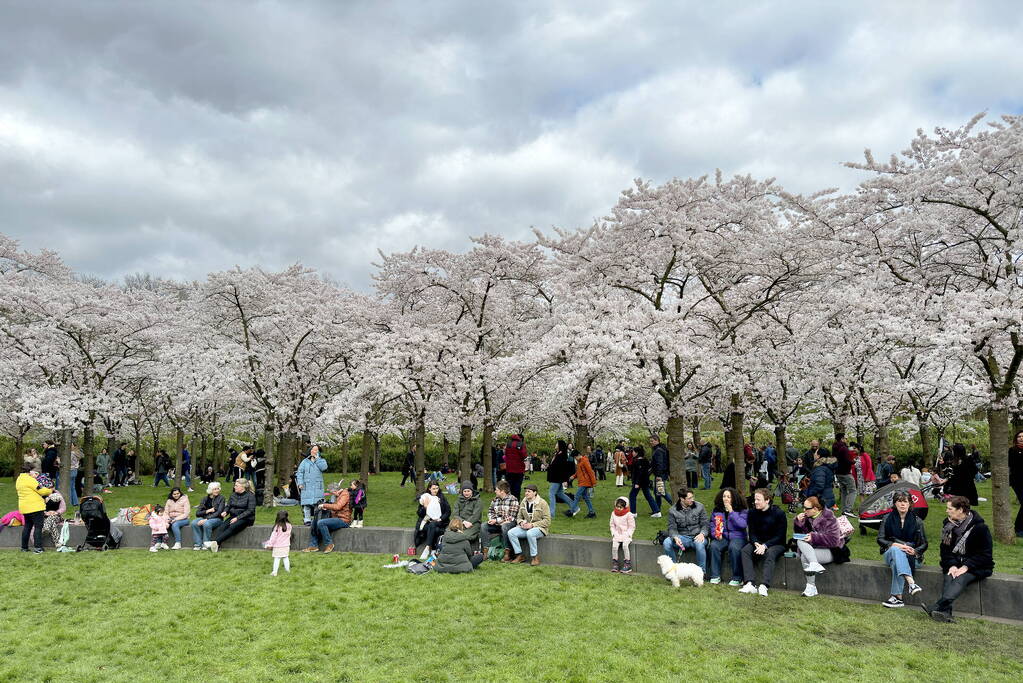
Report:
3,523,1018,622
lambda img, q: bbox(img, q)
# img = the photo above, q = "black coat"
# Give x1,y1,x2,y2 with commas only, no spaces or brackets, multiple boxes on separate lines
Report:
196,494,226,519
746,505,787,547
651,444,670,478
546,452,575,484
414,495,451,546
224,491,256,525
939,512,993,578
877,510,928,563
631,456,652,488
945,460,978,505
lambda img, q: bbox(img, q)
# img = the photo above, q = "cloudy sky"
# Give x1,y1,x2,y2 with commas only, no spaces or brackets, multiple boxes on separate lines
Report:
1,1,1021,290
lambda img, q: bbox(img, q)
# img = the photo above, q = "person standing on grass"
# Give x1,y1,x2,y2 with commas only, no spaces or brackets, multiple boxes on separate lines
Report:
662,487,708,575
181,446,193,492
707,487,747,586
436,517,486,573
296,445,328,526
506,484,550,566
684,447,698,489
264,510,293,576
793,495,848,597
503,434,527,499
209,479,257,552
400,444,415,488
17,462,52,553
191,481,226,550
610,496,635,573
922,496,994,623
1010,430,1023,538
486,481,519,561
832,432,856,517
613,446,627,487
739,488,788,596
567,449,597,518
165,487,191,550
95,448,110,491
629,446,660,518
699,440,714,490
877,491,927,608
650,435,672,510
546,441,575,517
802,449,836,509
944,444,978,506
153,450,172,487
305,483,352,554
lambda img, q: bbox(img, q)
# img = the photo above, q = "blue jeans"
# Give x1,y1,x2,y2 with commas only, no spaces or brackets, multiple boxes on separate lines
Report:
69,469,80,505
701,462,712,489
884,546,917,595
570,486,594,514
709,537,745,581
310,518,348,548
629,485,659,514
548,483,574,514
154,472,170,487
662,535,707,573
183,468,192,488
508,526,545,556
190,518,223,545
170,518,191,544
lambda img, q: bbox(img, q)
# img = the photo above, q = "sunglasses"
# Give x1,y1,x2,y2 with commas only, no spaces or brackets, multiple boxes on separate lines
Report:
803,506,814,510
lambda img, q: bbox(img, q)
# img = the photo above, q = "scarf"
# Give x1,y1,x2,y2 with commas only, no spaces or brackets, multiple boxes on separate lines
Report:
941,511,974,555
613,506,630,517
883,508,919,544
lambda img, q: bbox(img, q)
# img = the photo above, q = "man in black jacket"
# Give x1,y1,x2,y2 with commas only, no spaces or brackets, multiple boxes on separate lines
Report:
922,496,994,622
400,445,416,488
698,441,713,490
650,435,672,509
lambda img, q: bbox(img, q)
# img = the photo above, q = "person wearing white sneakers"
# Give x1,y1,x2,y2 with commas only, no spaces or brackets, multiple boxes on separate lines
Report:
793,496,847,597
877,491,927,608
148,504,170,552
739,488,788,596
164,487,191,550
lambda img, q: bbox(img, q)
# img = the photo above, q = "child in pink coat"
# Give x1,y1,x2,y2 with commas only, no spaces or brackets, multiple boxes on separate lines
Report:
149,505,169,552
264,510,293,576
610,496,636,573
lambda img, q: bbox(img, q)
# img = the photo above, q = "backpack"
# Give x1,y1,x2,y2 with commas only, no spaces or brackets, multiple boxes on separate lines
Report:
654,530,669,546
406,559,432,575
835,514,855,538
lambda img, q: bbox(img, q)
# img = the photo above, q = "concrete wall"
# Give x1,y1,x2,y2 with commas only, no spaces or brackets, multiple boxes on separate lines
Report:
4,523,1020,621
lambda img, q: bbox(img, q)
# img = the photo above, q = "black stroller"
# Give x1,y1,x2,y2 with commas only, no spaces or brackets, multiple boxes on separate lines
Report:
76,496,122,551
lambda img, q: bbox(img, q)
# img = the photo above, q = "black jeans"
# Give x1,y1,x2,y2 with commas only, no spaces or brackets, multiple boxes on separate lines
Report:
505,472,524,499
932,571,981,616
400,469,414,486
114,466,127,486
212,517,253,545
22,511,45,550
740,543,785,587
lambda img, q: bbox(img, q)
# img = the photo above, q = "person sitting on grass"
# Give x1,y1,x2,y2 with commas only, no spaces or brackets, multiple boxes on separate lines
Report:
922,496,994,623
305,482,351,554
435,517,486,574
662,487,708,576
414,482,450,561
208,479,256,553
506,484,550,566
707,487,747,585
455,481,481,544
739,488,788,596
486,481,519,560
793,495,846,597
191,481,226,550
165,487,191,550
877,490,927,608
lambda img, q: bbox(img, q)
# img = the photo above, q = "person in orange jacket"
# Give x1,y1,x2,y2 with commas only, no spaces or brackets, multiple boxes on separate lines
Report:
567,449,598,518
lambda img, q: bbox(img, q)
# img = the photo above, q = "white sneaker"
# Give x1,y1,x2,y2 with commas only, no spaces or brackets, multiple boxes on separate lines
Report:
738,582,758,594
630,512,638,518
192,546,202,551
802,584,818,597
149,546,158,552
160,543,170,550
270,572,277,577
187,488,195,492
758,584,769,597
709,577,721,584
805,562,827,574
209,541,219,553
650,512,662,518
172,542,181,550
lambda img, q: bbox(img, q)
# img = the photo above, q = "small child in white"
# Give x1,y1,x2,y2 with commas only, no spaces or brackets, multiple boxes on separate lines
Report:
149,505,169,552
610,496,636,573
264,510,293,576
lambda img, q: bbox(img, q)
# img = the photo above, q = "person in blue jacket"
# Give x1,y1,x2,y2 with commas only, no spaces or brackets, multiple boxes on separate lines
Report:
296,444,328,525
802,450,837,509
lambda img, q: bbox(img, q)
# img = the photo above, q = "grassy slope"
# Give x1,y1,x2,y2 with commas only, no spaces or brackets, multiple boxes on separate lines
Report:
0,551,1020,682
2,471,1021,572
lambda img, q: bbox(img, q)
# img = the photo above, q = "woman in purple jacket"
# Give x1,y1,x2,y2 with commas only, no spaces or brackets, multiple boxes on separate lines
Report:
708,487,747,586
793,495,846,597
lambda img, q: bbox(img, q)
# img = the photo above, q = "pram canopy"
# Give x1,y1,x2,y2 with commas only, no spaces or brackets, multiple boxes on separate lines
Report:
857,481,929,527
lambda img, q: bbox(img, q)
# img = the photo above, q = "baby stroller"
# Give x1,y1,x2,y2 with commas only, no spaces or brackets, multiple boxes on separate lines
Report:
76,496,122,551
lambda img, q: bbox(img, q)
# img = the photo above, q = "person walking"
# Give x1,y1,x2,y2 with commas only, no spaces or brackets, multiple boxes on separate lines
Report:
567,448,597,518
546,441,576,517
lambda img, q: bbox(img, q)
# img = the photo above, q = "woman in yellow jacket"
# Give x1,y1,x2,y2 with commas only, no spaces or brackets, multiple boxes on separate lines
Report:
17,462,53,553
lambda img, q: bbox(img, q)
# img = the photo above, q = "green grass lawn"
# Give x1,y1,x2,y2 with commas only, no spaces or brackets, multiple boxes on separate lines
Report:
1,550,1021,682
2,471,1021,573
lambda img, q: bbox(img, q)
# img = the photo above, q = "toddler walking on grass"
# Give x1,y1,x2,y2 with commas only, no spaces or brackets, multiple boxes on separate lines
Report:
149,505,169,552
610,496,635,573
264,510,293,576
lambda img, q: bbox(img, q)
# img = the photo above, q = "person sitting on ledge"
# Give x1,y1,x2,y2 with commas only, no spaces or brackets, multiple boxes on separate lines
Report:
738,488,788,597
435,517,485,573
305,483,351,554
208,479,256,552
922,496,993,623
877,490,927,608
486,481,519,560
456,481,482,544
414,482,450,561
506,484,550,566
662,487,708,577
191,482,226,550
793,495,848,597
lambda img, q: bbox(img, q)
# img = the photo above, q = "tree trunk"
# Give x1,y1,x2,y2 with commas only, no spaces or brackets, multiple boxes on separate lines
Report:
83,425,95,499
200,433,208,472
730,398,747,497
340,435,350,476
832,421,845,438
916,421,932,466
373,433,381,475
481,422,494,493
58,428,72,502
774,424,786,465
690,416,701,451
666,414,686,495
987,406,1014,544
457,424,472,482
106,435,117,464
414,419,426,494
876,426,890,462
442,436,450,467
262,424,276,506
174,426,185,488
133,430,142,473
572,423,588,456
360,429,372,485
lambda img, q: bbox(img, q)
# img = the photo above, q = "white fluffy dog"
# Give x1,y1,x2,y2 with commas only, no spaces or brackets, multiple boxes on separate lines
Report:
656,555,705,587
